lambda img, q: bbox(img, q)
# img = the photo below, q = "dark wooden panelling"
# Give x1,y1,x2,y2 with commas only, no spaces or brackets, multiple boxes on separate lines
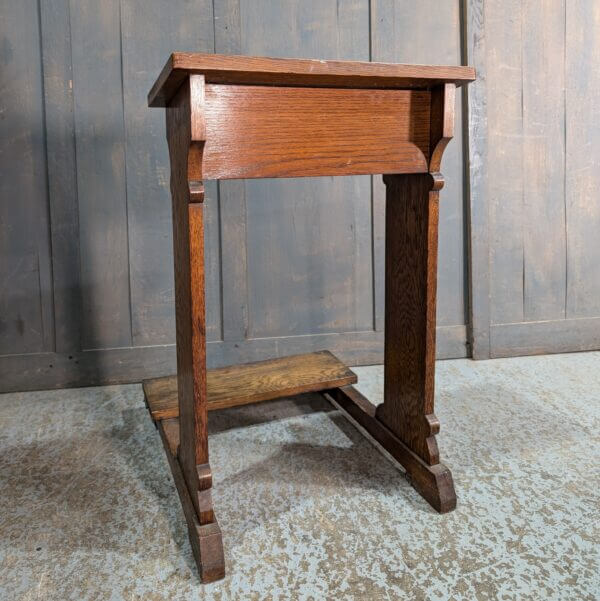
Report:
120,0,220,346
486,0,525,326
0,0,54,356
473,0,600,357
0,0,474,393
522,0,566,321
40,0,82,354
565,0,600,319
491,318,600,358
236,0,376,343
371,0,468,331
245,176,374,338
213,0,248,343
464,0,490,359
0,325,467,393
218,178,248,342
69,0,132,349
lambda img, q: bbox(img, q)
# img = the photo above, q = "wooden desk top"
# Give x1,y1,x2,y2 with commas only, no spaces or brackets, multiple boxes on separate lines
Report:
148,52,475,107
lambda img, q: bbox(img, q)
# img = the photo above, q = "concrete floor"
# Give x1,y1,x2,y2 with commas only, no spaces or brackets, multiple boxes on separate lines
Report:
1,353,599,600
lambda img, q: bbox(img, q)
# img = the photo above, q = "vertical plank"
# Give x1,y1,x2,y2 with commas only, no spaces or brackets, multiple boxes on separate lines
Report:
565,0,600,318
120,0,220,345
464,0,491,358
164,81,214,526
69,0,131,349
245,176,373,338
485,0,525,325
378,174,442,465
40,0,82,353
238,0,373,342
213,0,249,342
522,0,566,321
0,0,54,355
371,0,468,331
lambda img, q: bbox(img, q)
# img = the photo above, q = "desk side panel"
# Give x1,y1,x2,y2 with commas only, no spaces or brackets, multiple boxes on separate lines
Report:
200,85,430,179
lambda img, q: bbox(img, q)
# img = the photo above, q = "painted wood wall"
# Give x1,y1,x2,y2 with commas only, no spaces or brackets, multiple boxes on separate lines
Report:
467,0,600,358
0,0,469,391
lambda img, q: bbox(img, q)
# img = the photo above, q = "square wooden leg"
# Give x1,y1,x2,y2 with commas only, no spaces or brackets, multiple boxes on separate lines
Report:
164,84,225,582
329,173,457,513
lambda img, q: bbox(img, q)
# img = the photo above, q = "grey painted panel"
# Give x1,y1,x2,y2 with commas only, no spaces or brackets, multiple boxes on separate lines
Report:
464,0,491,359
213,1,249,343
238,0,374,340
40,0,82,354
521,0,566,321
565,0,600,318
69,0,132,349
0,0,53,355
479,0,599,356
486,0,525,326
245,176,373,338
371,0,468,329
490,318,600,358
120,0,221,346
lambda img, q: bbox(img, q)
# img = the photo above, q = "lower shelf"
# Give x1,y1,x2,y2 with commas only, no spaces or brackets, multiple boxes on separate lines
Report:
142,350,357,421
141,350,455,584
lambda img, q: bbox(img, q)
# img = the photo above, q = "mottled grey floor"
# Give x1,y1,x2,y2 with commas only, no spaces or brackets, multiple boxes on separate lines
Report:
1,353,599,600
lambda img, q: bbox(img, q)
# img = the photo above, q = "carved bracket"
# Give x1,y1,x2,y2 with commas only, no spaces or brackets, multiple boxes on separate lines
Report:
428,83,455,174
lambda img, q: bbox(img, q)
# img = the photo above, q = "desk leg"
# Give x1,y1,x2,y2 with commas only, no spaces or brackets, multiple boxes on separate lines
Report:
374,172,456,511
167,81,225,581
167,199,225,582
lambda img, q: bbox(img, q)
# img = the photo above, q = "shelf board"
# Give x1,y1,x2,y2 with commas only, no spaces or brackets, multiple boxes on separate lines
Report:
143,350,357,421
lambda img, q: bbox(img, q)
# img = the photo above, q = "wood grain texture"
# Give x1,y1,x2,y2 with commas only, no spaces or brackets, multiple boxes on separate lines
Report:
0,0,53,355
371,0,469,334
2,1,481,394
566,0,600,319
157,418,225,583
120,0,219,346
522,0,566,321
0,325,467,393
70,0,132,349
464,0,491,359
475,0,600,356
327,386,456,513
40,0,81,354
429,84,456,172
375,173,442,465
165,80,214,525
148,52,475,106
212,0,248,343
221,86,419,181
486,0,524,326
143,350,357,420
490,317,600,358
198,85,430,179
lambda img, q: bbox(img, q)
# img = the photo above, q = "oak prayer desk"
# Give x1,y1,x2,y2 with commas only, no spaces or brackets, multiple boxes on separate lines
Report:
144,53,475,582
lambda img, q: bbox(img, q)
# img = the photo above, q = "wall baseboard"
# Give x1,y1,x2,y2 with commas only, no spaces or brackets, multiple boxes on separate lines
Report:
490,317,600,358
0,325,467,393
